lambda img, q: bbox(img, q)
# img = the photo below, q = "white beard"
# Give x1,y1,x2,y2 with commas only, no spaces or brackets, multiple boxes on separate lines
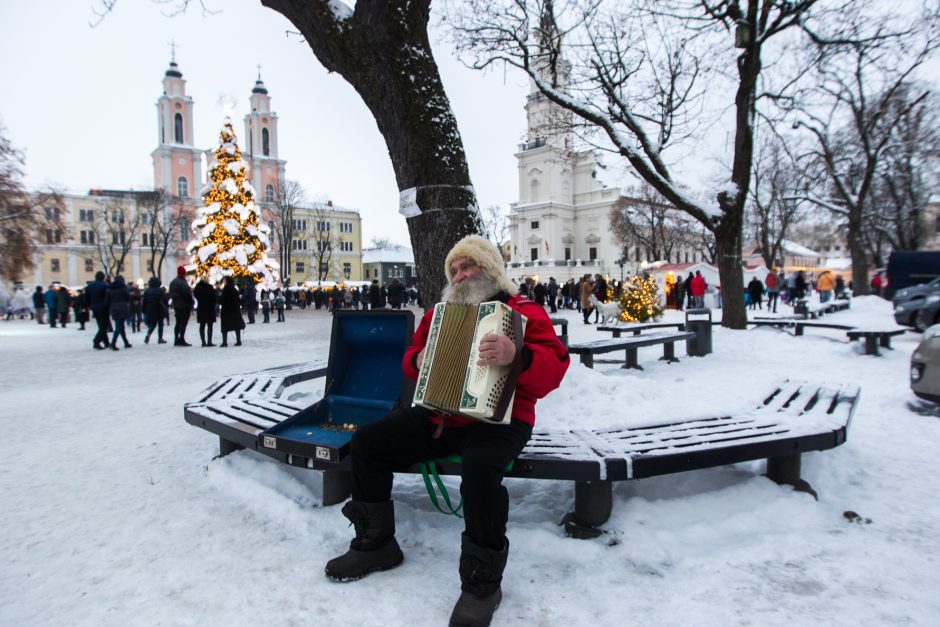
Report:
441,274,499,305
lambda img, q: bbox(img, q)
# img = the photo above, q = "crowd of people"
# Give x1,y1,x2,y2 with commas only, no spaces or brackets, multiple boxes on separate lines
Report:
1,268,426,351
744,269,850,313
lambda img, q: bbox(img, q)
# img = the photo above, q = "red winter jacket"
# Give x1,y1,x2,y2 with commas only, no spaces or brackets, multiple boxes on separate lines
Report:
403,294,570,428
690,274,706,297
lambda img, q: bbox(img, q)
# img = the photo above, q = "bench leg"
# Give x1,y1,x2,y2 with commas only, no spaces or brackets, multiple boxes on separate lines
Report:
563,480,613,539
880,335,892,349
864,336,880,356
580,354,594,369
218,437,244,458
623,348,642,370
795,325,804,337
322,469,352,506
660,341,679,363
766,454,817,499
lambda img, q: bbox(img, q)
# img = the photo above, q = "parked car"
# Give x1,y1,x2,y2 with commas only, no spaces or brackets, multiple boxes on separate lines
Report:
893,277,940,329
910,325,940,403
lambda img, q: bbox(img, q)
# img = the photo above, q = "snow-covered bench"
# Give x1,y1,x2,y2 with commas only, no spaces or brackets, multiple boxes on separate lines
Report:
846,328,908,355
184,312,859,539
596,321,687,336
568,330,697,370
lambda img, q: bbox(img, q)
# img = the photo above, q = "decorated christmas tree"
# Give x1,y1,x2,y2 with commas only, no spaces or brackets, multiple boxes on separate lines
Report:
618,273,665,322
187,120,278,285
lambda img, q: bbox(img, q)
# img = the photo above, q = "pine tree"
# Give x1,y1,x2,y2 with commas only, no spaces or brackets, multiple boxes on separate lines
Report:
188,120,278,285
618,274,665,322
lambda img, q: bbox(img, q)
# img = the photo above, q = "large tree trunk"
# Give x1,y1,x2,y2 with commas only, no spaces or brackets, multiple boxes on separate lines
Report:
714,211,747,329
847,211,870,296
261,0,482,307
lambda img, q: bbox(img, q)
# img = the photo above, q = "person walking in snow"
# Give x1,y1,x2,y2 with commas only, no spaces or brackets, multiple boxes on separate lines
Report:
142,277,167,344
106,275,132,351
32,286,46,325
169,266,194,346
747,276,764,310
325,235,569,627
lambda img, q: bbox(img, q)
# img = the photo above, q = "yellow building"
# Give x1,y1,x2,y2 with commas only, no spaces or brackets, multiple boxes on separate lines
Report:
286,200,363,284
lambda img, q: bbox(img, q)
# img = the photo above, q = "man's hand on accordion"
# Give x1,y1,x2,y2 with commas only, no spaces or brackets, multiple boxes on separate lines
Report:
477,332,516,367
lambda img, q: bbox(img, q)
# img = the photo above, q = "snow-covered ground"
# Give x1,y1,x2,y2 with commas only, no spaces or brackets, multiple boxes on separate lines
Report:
2,296,938,626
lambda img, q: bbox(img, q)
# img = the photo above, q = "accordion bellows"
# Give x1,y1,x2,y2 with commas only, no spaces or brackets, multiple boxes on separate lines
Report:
414,301,526,424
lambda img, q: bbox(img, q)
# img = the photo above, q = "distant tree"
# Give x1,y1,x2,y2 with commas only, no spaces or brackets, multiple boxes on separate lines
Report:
790,9,940,293
746,136,809,270
91,194,143,278
370,236,395,250
609,183,699,267
0,125,66,284
138,189,193,281
480,204,510,257
263,180,305,284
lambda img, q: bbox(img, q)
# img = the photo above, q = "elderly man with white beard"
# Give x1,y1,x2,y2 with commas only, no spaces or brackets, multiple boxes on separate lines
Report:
325,235,570,627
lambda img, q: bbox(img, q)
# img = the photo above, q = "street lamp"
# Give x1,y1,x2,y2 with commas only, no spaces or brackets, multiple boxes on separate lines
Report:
617,257,625,283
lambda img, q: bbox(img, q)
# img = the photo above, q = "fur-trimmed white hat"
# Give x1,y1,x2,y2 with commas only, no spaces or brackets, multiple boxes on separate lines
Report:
444,234,517,295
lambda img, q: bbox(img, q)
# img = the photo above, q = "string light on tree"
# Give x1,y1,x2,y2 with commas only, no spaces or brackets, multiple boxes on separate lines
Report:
187,119,278,285
618,273,665,322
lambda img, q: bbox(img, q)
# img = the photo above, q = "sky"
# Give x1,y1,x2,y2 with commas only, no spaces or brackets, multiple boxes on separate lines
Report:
1,294,938,624
0,0,532,248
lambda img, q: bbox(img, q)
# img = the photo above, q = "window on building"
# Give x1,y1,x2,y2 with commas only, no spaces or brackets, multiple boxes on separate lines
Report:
112,232,125,245
177,176,189,198
320,262,329,274
835,245,841,251
530,247,538,261
44,206,60,220
140,212,153,226
635,246,641,262
295,262,305,273
339,241,353,252
79,209,93,222
291,239,307,251
142,233,154,247
589,247,597,261
317,221,330,232
564,247,571,261
80,230,95,245
343,262,351,277
51,258,60,272
46,229,62,243
339,222,353,233
174,112,184,143
262,128,270,156
685,252,689,263
146,259,153,272
265,184,275,203
85,258,94,272
318,240,331,252
292,219,307,231
531,220,540,229
111,210,124,224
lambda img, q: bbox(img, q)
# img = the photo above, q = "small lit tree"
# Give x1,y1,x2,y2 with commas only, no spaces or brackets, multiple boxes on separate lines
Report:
188,120,278,285
619,274,664,323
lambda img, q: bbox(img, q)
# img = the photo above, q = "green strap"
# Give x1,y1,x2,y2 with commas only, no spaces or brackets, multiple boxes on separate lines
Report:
420,455,515,518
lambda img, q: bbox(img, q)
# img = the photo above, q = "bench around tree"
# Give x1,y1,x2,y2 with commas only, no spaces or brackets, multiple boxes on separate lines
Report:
183,311,859,538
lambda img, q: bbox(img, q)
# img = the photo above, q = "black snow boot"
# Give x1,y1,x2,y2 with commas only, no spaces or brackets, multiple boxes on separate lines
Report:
449,534,509,627
325,500,403,582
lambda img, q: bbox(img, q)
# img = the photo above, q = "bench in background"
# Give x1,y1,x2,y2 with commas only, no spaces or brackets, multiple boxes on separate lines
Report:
568,330,697,370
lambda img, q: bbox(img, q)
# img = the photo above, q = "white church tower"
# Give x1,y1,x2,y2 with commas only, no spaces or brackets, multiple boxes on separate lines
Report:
151,56,203,199
507,54,623,284
242,70,287,205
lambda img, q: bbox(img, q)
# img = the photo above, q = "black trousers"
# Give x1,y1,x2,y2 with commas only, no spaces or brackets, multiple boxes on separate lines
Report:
93,309,110,346
174,308,191,342
350,405,532,550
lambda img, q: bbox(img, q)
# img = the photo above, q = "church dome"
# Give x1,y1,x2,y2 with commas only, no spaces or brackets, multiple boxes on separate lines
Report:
252,78,268,95
165,60,183,78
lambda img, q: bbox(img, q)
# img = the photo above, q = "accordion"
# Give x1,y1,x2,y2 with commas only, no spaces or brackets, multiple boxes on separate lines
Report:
413,301,526,424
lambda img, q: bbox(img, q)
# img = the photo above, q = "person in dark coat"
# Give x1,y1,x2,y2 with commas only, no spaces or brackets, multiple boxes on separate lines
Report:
106,275,132,350
243,282,257,324
674,276,685,311
128,283,143,333
533,281,547,307
168,266,194,346
73,289,89,330
55,285,71,327
547,277,558,313
747,276,764,310
193,277,218,347
86,271,111,349
369,279,383,309
142,277,167,344
219,276,245,347
387,278,405,309
32,286,46,324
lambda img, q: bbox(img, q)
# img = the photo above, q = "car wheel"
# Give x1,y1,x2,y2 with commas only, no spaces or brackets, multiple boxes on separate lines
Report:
914,309,933,332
